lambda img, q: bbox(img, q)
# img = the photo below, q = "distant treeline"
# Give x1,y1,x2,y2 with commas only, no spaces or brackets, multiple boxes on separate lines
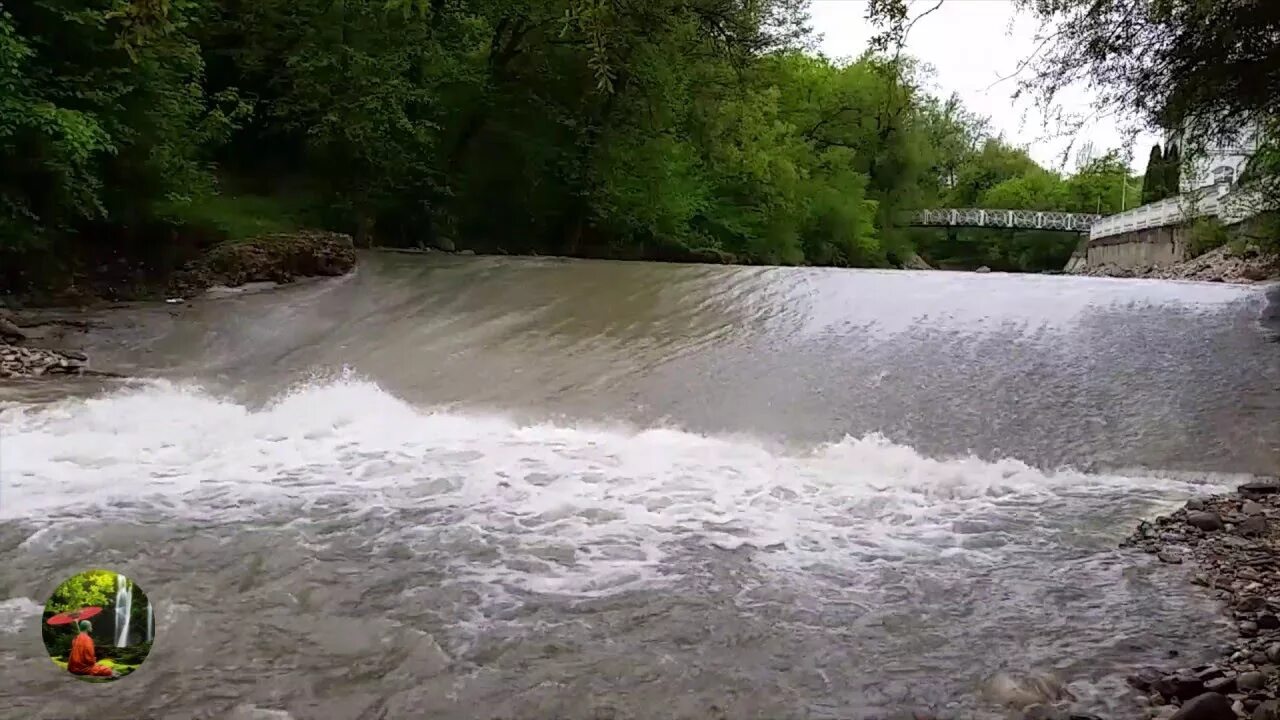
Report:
0,0,1146,291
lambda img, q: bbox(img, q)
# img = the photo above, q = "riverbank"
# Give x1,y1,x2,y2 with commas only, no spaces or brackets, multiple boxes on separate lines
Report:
1075,246,1280,284
0,230,356,377
1120,480,1280,720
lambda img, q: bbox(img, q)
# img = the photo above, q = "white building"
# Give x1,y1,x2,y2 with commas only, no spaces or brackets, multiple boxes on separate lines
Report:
1164,121,1260,192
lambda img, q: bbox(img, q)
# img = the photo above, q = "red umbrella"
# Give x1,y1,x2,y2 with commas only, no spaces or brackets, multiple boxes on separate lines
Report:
45,606,103,626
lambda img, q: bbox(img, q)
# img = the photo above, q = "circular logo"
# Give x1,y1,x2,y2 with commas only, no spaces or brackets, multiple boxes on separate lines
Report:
41,569,154,682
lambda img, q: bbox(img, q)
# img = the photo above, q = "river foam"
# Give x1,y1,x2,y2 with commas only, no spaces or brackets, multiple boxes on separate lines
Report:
0,377,1230,601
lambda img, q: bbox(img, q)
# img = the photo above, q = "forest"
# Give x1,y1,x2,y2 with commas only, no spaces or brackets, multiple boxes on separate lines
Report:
0,0,1143,295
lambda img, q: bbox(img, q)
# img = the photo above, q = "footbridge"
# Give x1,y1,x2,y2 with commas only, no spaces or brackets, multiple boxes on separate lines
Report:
907,209,1100,233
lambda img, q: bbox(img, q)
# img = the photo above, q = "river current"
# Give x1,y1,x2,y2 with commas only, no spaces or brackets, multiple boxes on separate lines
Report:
1,253,1278,719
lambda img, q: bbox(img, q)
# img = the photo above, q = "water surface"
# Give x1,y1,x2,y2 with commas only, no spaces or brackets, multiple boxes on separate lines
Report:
2,254,1277,719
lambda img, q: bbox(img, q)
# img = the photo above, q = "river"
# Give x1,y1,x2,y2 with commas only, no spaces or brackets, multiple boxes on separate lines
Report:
1,253,1278,719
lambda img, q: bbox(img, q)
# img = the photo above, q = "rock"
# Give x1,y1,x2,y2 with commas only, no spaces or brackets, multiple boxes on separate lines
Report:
0,312,25,342
1252,699,1280,720
1238,672,1267,691
975,266,992,273
1168,693,1236,720
1240,482,1280,496
1258,615,1280,630
1244,501,1267,516
1160,549,1186,564
458,249,476,256
1265,643,1280,664
434,237,456,252
1241,621,1260,637
1188,512,1225,531
1240,516,1269,537
1131,668,1166,692
1240,597,1269,613
1205,675,1237,693
901,252,935,270
1188,499,1209,512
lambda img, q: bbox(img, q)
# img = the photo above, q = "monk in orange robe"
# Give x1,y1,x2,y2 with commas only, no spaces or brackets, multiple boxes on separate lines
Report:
66,621,116,678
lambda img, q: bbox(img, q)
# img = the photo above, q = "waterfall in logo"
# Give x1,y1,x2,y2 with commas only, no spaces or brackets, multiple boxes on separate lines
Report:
114,574,132,646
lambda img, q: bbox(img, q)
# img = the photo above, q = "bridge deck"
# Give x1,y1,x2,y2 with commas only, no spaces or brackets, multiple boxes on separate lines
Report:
907,208,1099,232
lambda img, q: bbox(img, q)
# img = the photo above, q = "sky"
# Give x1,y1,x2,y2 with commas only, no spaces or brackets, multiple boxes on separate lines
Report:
809,0,1162,173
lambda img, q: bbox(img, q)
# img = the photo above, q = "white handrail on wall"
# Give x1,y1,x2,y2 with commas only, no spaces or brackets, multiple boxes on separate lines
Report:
1088,184,1253,241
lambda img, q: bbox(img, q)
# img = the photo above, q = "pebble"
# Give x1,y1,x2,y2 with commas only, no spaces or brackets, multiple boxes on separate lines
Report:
1122,489,1280,719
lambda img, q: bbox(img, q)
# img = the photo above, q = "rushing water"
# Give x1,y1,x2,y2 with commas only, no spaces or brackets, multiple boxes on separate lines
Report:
114,573,132,648
1,253,1278,719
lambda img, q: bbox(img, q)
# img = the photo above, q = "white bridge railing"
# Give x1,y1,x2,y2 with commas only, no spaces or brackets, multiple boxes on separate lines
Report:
1087,185,1263,240
908,208,1100,232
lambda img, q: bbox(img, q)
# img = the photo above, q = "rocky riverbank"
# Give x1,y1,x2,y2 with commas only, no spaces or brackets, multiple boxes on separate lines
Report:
1076,246,1280,284
169,230,357,296
0,310,96,378
1120,480,1280,720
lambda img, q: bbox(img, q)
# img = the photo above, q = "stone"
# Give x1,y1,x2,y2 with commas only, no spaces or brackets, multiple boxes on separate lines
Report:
1160,549,1186,564
1252,700,1280,720
975,265,992,273
1266,643,1280,664
1130,668,1165,692
1259,615,1280,630
1188,512,1225,531
1240,597,1269,613
1240,516,1269,537
1244,501,1267,516
1240,482,1280,496
1242,621,1260,637
1205,676,1237,693
434,237,456,252
1238,672,1267,691
1188,499,1209,512
1168,693,1237,720
0,313,25,342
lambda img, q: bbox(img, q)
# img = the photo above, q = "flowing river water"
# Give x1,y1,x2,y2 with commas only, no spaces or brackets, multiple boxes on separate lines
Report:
1,252,1279,719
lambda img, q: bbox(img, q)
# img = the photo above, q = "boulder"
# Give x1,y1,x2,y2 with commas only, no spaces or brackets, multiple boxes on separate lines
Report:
1253,699,1280,720
1243,500,1267,516
1238,671,1267,691
1187,512,1224,531
1168,693,1236,720
0,311,25,342
975,266,992,273
1240,516,1268,537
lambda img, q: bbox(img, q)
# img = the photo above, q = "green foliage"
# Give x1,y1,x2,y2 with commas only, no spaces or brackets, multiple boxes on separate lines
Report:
3,0,1166,289
1163,144,1182,197
1141,144,1166,204
44,570,117,614
1187,217,1229,258
155,193,307,241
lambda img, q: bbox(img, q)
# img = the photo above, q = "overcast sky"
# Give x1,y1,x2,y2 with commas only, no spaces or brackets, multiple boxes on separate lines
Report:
809,0,1161,173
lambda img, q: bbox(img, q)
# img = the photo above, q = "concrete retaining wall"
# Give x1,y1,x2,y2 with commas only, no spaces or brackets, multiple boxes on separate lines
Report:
1082,226,1188,269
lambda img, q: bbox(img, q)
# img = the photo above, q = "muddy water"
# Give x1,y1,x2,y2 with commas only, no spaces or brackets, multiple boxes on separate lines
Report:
1,254,1278,719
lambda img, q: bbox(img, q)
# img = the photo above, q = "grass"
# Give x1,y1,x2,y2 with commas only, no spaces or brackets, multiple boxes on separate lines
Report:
155,192,311,242
49,656,143,681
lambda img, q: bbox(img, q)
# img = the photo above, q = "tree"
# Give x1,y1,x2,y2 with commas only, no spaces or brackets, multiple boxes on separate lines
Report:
45,570,117,614
1141,144,1166,204
1163,144,1182,196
